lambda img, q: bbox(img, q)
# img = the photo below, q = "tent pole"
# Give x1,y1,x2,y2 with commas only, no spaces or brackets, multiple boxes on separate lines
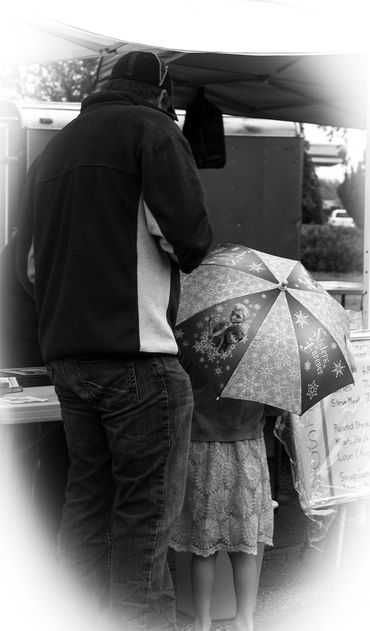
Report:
362,53,370,330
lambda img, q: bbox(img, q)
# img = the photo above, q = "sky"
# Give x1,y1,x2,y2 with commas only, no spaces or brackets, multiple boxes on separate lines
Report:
304,124,367,181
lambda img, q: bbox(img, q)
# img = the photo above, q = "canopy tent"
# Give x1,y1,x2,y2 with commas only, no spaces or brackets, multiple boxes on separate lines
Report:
0,4,369,326
0,13,367,129
97,50,366,129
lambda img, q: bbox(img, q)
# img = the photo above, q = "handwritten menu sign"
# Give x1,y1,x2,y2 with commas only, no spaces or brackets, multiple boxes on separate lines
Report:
289,331,370,511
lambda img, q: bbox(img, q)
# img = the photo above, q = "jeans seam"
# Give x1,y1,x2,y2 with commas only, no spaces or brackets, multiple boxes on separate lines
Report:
145,356,171,626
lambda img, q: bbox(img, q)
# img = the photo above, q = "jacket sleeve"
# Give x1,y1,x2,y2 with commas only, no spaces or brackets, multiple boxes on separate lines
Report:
140,117,214,273
0,230,38,339
15,159,38,298
265,404,285,416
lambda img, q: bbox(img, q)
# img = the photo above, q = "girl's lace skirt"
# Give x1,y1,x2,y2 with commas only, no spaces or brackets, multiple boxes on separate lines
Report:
170,437,273,557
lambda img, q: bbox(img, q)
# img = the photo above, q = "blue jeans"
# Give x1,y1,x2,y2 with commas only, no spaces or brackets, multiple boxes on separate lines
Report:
47,355,193,631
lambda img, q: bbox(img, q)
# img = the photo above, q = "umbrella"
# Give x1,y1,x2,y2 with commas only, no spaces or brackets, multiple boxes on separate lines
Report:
175,243,355,416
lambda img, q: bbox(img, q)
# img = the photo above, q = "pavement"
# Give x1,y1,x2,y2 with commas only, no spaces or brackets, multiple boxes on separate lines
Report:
4,426,369,631
174,452,370,631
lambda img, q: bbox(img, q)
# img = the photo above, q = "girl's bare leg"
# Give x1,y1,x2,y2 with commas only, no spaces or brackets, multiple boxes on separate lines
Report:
191,552,217,631
228,543,265,631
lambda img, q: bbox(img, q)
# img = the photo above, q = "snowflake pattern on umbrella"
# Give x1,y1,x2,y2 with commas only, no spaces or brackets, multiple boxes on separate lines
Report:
288,293,352,410
176,244,355,415
220,293,303,411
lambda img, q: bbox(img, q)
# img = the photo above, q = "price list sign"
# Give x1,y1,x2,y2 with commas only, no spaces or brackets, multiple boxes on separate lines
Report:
289,331,370,511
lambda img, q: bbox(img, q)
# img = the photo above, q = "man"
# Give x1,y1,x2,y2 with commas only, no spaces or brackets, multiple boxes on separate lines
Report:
16,51,213,630
0,229,70,545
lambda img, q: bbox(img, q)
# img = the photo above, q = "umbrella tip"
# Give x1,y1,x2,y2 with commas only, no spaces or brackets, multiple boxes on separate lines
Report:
278,280,288,291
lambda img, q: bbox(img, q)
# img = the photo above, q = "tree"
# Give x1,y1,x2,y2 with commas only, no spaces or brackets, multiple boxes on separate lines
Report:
301,142,325,224
337,162,365,229
0,58,99,102
315,124,366,228
318,178,342,218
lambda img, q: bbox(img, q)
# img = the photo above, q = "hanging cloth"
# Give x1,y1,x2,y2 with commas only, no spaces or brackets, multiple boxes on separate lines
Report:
182,88,226,169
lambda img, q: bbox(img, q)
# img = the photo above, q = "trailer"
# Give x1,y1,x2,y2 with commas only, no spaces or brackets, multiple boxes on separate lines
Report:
0,100,81,246
0,99,304,259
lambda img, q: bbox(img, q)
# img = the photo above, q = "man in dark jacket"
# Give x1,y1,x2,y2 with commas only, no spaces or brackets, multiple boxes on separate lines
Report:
16,51,213,631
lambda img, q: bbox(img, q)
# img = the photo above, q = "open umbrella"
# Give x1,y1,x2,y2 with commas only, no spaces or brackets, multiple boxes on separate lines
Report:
175,243,355,415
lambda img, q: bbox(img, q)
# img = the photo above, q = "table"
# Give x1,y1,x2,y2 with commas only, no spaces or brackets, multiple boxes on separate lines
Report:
0,385,61,490
0,385,61,424
319,280,364,307
0,387,283,498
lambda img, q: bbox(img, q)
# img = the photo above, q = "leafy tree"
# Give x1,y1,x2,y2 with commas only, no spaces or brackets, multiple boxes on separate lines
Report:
0,59,99,102
317,124,366,228
301,142,325,224
337,162,365,229
318,125,348,146
318,178,342,216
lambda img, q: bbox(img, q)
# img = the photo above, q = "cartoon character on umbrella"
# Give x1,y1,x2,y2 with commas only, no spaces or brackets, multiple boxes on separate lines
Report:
176,243,355,416
209,303,249,353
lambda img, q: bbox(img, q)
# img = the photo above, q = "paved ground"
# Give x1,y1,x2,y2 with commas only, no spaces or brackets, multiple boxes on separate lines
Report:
174,453,370,631
4,420,369,631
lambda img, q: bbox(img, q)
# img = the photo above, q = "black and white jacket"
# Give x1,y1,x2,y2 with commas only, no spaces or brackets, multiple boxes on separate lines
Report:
16,90,213,362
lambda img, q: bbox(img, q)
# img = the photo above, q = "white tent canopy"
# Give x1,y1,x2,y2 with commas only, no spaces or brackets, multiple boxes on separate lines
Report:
1,1,369,59
0,0,369,129
1,6,368,129
97,49,366,129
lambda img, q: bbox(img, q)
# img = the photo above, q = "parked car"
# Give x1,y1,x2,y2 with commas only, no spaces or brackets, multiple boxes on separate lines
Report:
328,209,355,228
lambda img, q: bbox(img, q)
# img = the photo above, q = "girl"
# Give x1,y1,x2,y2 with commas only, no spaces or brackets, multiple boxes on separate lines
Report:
170,361,281,631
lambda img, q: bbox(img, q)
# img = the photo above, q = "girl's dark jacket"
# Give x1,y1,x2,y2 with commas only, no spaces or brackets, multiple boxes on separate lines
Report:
16,90,213,362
